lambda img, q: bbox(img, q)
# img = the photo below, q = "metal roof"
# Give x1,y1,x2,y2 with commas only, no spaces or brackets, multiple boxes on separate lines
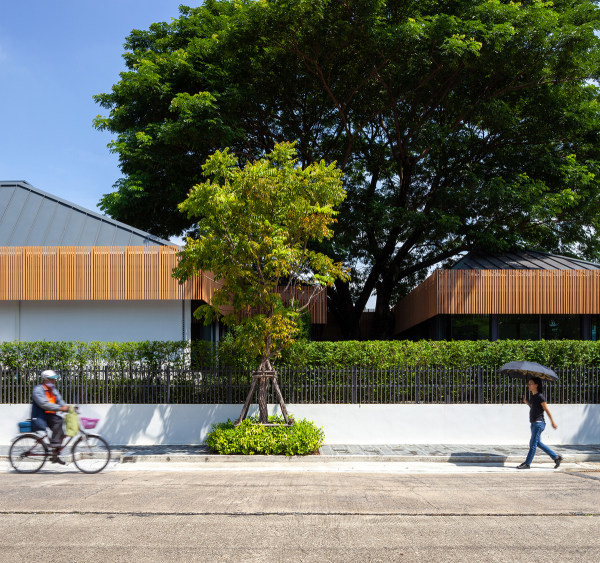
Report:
452,249,600,271
0,181,173,247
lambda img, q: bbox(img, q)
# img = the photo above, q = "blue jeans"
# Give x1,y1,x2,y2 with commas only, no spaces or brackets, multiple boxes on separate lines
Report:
525,420,557,466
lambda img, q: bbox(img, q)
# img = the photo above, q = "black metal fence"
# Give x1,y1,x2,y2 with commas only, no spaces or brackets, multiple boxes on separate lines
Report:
2,365,599,405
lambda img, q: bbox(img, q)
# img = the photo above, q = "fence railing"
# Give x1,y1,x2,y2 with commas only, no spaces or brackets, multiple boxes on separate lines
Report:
1,366,599,405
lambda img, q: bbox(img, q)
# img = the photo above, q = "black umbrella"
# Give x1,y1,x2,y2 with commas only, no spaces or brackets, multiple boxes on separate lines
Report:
498,361,558,382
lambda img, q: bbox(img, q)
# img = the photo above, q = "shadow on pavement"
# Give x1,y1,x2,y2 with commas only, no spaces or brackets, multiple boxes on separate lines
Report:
448,452,508,465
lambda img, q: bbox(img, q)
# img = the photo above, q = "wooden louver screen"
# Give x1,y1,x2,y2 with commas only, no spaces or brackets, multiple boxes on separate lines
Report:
394,269,600,334
0,246,206,301
0,246,328,324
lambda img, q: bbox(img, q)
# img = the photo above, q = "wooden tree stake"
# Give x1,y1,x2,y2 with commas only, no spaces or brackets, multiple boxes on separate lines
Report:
234,370,294,426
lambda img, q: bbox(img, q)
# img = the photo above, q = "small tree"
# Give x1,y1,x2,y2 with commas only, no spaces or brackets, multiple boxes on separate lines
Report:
174,142,348,423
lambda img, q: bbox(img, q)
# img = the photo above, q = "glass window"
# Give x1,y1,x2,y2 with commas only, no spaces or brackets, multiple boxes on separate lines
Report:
450,316,490,340
541,315,581,340
498,315,539,340
593,316,599,341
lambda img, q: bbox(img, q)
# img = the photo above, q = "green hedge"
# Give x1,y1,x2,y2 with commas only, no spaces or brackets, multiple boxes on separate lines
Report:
278,340,600,367
0,341,213,370
2,339,600,370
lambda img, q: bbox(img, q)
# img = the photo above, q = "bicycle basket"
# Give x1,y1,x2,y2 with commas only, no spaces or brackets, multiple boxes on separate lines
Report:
80,418,99,429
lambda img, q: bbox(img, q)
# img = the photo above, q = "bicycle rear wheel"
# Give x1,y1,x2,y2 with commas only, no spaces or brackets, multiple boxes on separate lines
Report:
72,434,111,473
9,434,48,473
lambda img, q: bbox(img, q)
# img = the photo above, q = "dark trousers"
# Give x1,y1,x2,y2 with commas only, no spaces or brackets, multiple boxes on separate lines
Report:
46,413,64,448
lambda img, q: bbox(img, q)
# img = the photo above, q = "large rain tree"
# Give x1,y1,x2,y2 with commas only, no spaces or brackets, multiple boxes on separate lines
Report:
95,0,600,339
173,141,348,423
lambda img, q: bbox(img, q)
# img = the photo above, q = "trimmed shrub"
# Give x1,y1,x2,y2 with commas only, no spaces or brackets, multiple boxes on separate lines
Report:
279,339,600,367
205,415,325,455
0,340,217,371
3,339,600,371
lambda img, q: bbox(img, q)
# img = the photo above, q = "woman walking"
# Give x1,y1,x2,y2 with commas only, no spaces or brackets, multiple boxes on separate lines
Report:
517,376,562,469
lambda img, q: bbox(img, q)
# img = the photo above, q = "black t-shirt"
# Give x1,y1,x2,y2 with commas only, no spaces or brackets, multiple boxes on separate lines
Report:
529,393,546,423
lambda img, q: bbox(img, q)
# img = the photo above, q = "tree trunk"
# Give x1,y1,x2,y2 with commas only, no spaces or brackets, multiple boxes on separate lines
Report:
328,283,363,339
257,375,268,423
256,356,271,423
236,359,293,426
336,307,362,339
329,279,397,340
368,305,395,340
367,283,395,340
330,294,396,340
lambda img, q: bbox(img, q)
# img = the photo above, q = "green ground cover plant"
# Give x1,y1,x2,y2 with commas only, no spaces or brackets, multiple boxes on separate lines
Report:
205,415,324,456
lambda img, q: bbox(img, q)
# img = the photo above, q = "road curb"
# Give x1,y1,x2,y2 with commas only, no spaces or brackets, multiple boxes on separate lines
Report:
116,453,600,464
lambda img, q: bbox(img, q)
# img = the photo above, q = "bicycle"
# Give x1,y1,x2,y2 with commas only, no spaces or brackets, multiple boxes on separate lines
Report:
9,410,111,474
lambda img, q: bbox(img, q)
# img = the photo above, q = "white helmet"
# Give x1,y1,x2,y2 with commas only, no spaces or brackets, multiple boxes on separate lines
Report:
41,369,60,380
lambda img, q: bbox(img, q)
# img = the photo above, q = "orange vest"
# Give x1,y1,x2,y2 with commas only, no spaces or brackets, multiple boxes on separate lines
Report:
44,386,57,414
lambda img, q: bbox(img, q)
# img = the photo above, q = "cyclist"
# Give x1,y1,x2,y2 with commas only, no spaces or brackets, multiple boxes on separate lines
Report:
31,370,70,465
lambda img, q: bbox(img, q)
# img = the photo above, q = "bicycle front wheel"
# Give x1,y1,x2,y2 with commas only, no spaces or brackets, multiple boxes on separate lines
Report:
9,434,48,473
72,434,111,473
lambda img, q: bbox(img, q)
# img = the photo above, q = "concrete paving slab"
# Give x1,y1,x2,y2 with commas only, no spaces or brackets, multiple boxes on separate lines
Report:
2,443,599,465
112,443,600,464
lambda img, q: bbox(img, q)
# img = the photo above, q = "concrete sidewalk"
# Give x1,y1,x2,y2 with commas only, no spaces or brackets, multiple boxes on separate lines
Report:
2,443,599,464
112,443,600,464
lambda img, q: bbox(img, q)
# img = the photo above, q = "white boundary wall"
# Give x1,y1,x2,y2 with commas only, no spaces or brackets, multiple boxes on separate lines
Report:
0,300,191,342
1,404,598,446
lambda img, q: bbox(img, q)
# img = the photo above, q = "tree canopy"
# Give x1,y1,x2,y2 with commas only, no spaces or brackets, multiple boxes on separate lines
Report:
95,0,600,338
173,142,348,367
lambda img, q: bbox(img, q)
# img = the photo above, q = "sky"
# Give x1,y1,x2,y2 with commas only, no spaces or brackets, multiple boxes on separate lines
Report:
0,1,202,221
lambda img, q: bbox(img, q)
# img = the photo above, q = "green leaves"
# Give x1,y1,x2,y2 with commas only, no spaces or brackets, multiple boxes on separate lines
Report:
0,340,202,370
205,415,325,455
4,339,600,371
279,339,600,368
174,142,349,363
440,33,483,57
95,0,600,337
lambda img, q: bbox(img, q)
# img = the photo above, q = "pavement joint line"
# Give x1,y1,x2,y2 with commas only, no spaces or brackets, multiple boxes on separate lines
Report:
0,510,598,517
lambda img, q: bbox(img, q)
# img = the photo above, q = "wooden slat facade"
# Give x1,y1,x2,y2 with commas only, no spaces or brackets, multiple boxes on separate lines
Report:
0,246,209,301
0,246,327,323
394,269,600,334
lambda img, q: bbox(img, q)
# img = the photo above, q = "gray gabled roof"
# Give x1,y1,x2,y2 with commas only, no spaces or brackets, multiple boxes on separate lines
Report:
452,249,600,271
0,181,173,246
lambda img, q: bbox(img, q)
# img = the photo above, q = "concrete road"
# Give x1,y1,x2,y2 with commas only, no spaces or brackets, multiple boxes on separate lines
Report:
1,462,599,562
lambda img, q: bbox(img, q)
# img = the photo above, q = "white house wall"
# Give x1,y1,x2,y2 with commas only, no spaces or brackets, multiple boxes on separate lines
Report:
0,302,18,341
0,300,191,342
